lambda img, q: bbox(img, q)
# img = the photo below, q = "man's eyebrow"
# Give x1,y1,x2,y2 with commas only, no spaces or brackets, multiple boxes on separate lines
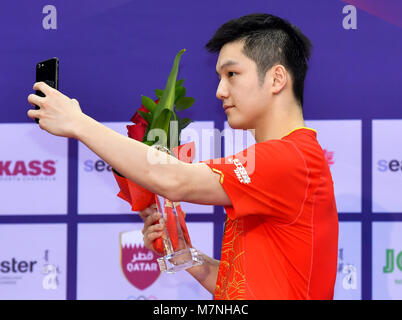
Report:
216,60,239,75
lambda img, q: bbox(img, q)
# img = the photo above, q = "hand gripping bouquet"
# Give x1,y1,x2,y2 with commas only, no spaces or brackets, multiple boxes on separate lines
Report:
112,49,203,273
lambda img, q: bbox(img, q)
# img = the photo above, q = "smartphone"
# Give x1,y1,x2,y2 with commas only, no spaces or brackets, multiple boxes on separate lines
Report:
35,57,59,123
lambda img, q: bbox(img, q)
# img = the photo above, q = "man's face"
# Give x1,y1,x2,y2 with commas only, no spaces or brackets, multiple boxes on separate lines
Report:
215,40,271,129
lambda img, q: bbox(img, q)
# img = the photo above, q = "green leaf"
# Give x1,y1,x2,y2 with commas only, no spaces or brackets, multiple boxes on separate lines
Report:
170,111,178,122
154,108,171,130
176,79,184,86
138,110,152,124
151,49,186,128
168,116,179,150
174,86,186,104
142,126,150,143
154,89,164,99
142,140,154,146
141,95,156,113
179,117,193,130
150,108,172,146
175,97,195,111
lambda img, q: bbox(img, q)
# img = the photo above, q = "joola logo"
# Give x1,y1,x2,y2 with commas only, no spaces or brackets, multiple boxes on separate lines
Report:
0,160,56,176
383,249,402,273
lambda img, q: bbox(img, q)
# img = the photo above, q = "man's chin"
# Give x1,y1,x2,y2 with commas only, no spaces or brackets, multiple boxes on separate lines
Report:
227,118,250,130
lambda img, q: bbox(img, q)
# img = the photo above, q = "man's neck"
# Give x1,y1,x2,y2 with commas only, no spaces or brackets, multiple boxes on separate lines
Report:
252,103,305,143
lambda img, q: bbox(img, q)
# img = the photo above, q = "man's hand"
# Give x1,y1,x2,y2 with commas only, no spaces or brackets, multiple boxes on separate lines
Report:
139,204,164,255
27,82,84,139
139,203,219,294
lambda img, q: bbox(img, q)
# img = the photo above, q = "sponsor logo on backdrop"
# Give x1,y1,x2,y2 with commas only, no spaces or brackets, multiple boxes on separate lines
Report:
0,160,57,181
0,250,61,289
337,248,357,290
83,159,112,173
377,159,402,172
120,230,160,290
0,257,37,285
42,250,61,290
383,249,402,284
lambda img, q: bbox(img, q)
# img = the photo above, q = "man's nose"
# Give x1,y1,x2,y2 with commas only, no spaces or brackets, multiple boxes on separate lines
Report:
216,80,229,100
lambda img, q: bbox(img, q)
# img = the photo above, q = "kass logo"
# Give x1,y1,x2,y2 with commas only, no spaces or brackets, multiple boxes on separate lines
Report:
120,230,160,290
323,149,335,167
0,160,56,176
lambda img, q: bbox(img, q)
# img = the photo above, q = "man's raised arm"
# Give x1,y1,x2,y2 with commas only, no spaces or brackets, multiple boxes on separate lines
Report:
74,114,231,206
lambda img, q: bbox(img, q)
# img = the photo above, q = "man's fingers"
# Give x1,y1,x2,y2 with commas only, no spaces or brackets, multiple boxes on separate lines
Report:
143,227,164,249
142,223,164,252
27,93,45,107
138,203,158,221
147,231,163,243
142,211,161,234
27,108,41,120
33,81,54,96
147,224,164,235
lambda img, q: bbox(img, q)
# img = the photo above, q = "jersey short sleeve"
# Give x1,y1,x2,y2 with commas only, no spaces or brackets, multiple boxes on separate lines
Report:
202,139,310,223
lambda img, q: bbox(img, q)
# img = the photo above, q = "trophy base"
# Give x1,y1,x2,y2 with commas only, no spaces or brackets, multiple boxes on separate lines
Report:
157,248,203,273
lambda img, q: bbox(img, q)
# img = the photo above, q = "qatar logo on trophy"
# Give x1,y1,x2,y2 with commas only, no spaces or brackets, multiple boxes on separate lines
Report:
120,230,160,290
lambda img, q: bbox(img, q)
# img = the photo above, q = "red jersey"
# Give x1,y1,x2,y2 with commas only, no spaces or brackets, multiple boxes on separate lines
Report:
202,127,339,300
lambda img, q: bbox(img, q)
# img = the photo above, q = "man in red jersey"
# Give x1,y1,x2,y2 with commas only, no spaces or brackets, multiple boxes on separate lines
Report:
140,13,339,300
27,13,338,299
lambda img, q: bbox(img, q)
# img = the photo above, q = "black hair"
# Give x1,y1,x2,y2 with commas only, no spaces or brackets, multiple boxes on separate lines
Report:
205,13,313,107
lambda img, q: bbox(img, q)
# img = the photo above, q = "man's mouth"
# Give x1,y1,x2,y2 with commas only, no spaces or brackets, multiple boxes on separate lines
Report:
223,105,234,111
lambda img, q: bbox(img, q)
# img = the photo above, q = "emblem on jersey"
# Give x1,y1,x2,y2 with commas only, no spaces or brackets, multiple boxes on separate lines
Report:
228,158,251,184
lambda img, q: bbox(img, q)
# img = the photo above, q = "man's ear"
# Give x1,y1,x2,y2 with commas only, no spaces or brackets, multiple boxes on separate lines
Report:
270,65,288,94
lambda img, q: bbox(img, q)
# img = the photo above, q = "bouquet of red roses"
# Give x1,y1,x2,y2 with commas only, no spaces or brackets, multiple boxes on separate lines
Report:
112,49,196,255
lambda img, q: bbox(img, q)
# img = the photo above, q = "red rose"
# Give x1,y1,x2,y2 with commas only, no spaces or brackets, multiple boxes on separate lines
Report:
130,105,149,125
127,99,159,141
127,122,147,142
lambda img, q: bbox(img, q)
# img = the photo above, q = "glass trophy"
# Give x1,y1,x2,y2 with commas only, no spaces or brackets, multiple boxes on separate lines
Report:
152,145,204,273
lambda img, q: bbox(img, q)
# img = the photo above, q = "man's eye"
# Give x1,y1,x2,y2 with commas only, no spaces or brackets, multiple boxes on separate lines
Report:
228,71,236,77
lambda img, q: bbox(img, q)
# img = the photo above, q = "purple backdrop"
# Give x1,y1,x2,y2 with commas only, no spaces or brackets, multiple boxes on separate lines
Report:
1,0,402,300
